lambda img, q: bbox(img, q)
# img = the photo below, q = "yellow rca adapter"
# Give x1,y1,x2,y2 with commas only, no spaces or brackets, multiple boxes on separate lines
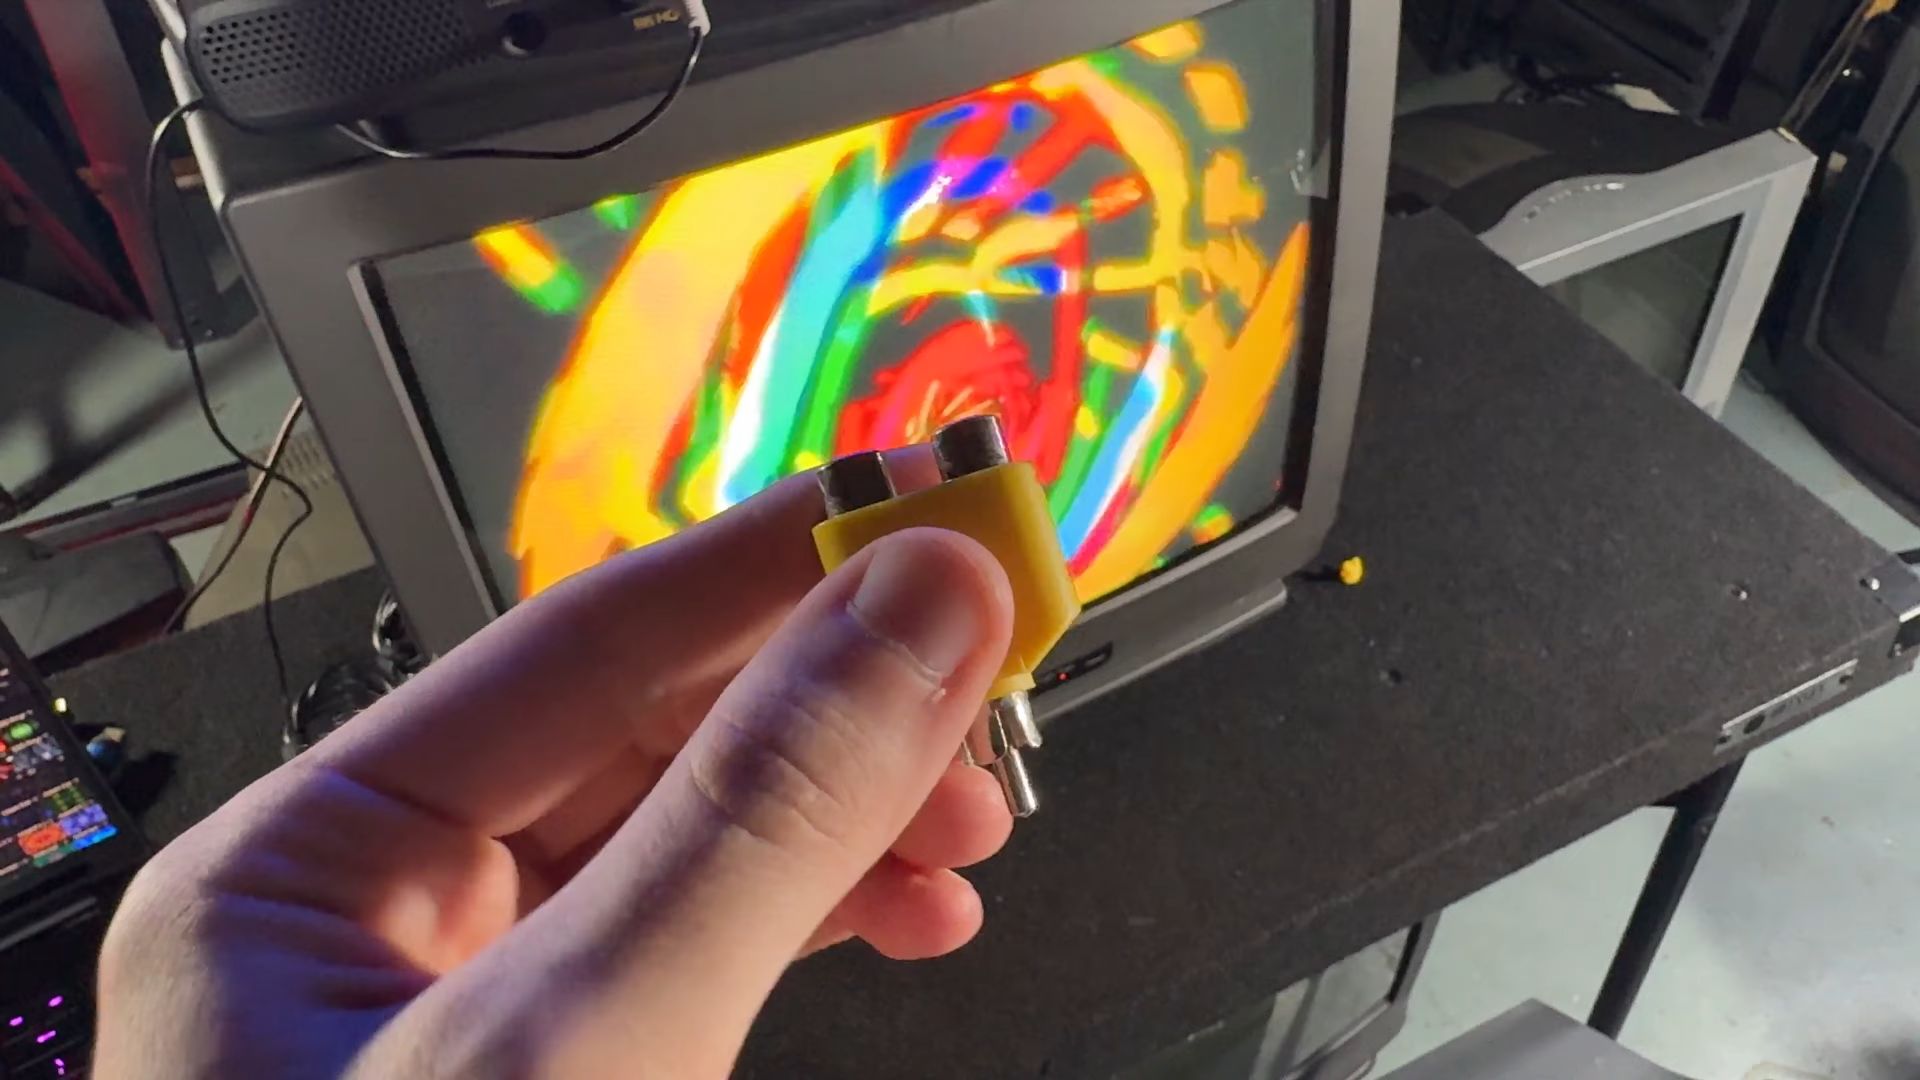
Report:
812,416,1080,817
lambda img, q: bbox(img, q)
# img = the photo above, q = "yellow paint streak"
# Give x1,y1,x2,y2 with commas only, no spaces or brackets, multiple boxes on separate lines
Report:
477,225,556,288
1184,63,1250,133
976,213,1081,274
1153,282,1184,333
1033,60,1192,331
510,126,878,596
676,449,722,523
1085,327,1145,371
1076,224,1311,600
870,263,1038,312
1183,300,1231,373
1075,405,1101,439
1152,363,1189,445
871,212,1082,312
1129,21,1203,62
1202,150,1266,229
602,450,663,542
1204,230,1268,310
899,200,943,242
942,214,984,243
1092,260,1171,294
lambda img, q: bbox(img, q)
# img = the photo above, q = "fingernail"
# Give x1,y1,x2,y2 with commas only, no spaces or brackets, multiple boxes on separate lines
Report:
849,538,984,678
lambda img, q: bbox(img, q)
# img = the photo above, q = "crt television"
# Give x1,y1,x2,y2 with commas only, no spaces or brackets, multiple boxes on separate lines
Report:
1480,126,1812,420
165,0,1396,719
1391,104,1812,418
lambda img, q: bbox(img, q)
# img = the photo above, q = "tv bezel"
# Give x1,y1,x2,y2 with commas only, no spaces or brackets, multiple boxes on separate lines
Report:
176,0,1397,720
1477,129,1814,420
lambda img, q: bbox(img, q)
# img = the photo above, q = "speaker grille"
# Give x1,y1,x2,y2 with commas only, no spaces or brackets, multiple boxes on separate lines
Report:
192,0,485,125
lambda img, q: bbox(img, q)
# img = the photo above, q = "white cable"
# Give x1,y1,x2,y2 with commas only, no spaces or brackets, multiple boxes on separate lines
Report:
679,0,712,36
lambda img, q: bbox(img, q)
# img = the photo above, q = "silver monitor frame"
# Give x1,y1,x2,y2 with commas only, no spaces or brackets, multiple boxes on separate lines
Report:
166,0,1399,721
1479,129,1815,418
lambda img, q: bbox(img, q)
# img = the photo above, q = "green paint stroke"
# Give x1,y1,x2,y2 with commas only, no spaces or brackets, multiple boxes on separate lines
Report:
1049,360,1116,521
785,146,885,469
812,154,863,244
525,267,587,315
1083,50,1124,80
670,372,727,524
594,195,642,231
1193,503,1232,537
791,286,877,468
1134,356,1192,485
1137,341,1205,483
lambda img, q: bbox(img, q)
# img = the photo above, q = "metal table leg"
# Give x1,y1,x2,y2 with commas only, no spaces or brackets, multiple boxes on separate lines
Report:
1586,759,1745,1039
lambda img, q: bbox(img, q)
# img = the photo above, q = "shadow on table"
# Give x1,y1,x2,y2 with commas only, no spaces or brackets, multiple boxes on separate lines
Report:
117,751,178,824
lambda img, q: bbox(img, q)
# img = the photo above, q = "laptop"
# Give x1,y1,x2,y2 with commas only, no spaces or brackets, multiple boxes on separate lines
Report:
0,623,146,1079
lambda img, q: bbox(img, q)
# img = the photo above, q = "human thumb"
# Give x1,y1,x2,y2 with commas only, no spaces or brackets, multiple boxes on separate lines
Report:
383,529,1013,1077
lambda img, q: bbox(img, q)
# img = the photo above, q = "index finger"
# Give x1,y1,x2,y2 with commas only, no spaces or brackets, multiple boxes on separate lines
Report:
312,471,827,837
310,446,942,839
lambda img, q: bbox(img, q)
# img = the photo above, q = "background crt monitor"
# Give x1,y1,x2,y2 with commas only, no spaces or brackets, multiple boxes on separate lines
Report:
363,0,1323,615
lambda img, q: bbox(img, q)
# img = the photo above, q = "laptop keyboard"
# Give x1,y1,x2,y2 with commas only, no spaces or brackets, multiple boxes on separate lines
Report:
0,976,89,1079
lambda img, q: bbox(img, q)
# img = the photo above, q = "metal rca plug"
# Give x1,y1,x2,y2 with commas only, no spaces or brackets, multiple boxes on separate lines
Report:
811,416,1081,819
934,418,1043,816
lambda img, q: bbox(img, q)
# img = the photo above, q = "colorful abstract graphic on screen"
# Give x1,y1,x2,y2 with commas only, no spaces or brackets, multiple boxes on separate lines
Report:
489,17,1311,604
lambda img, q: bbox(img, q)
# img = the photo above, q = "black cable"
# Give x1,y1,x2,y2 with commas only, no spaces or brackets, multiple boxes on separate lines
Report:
334,28,705,163
160,17,700,712
146,100,313,711
263,483,315,720
164,396,305,631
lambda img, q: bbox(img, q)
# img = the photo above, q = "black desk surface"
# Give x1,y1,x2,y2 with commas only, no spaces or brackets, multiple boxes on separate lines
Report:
51,213,1913,1077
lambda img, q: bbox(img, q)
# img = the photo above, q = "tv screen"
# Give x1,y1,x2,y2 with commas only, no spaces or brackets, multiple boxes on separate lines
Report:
366,0,1321,611
1543,218,1738,391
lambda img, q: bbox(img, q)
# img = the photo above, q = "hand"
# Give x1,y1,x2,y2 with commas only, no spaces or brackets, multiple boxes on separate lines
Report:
94,456,1016,1078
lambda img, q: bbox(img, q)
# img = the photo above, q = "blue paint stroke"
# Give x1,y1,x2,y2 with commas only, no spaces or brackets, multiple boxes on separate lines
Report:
1057,372,1160,556
929,103,979,128
952,157,1009,200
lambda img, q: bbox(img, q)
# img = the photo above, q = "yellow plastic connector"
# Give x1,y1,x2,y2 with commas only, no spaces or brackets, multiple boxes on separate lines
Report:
812,461,1081,700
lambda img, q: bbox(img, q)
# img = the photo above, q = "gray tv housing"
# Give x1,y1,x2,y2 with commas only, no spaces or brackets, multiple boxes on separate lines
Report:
164,0,1400,722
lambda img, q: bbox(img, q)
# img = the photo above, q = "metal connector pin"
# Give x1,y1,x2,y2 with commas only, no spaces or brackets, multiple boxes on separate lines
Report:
817,450,896,516
931,414,1010,479
961,704,1039,818
933,415,1042,818
991,692,1041,750
992,740,1039,818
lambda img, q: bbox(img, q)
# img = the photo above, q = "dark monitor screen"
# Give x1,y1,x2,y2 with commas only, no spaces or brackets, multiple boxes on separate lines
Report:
0,664,128,903
1543,218,1739,392
365,0,1324,611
